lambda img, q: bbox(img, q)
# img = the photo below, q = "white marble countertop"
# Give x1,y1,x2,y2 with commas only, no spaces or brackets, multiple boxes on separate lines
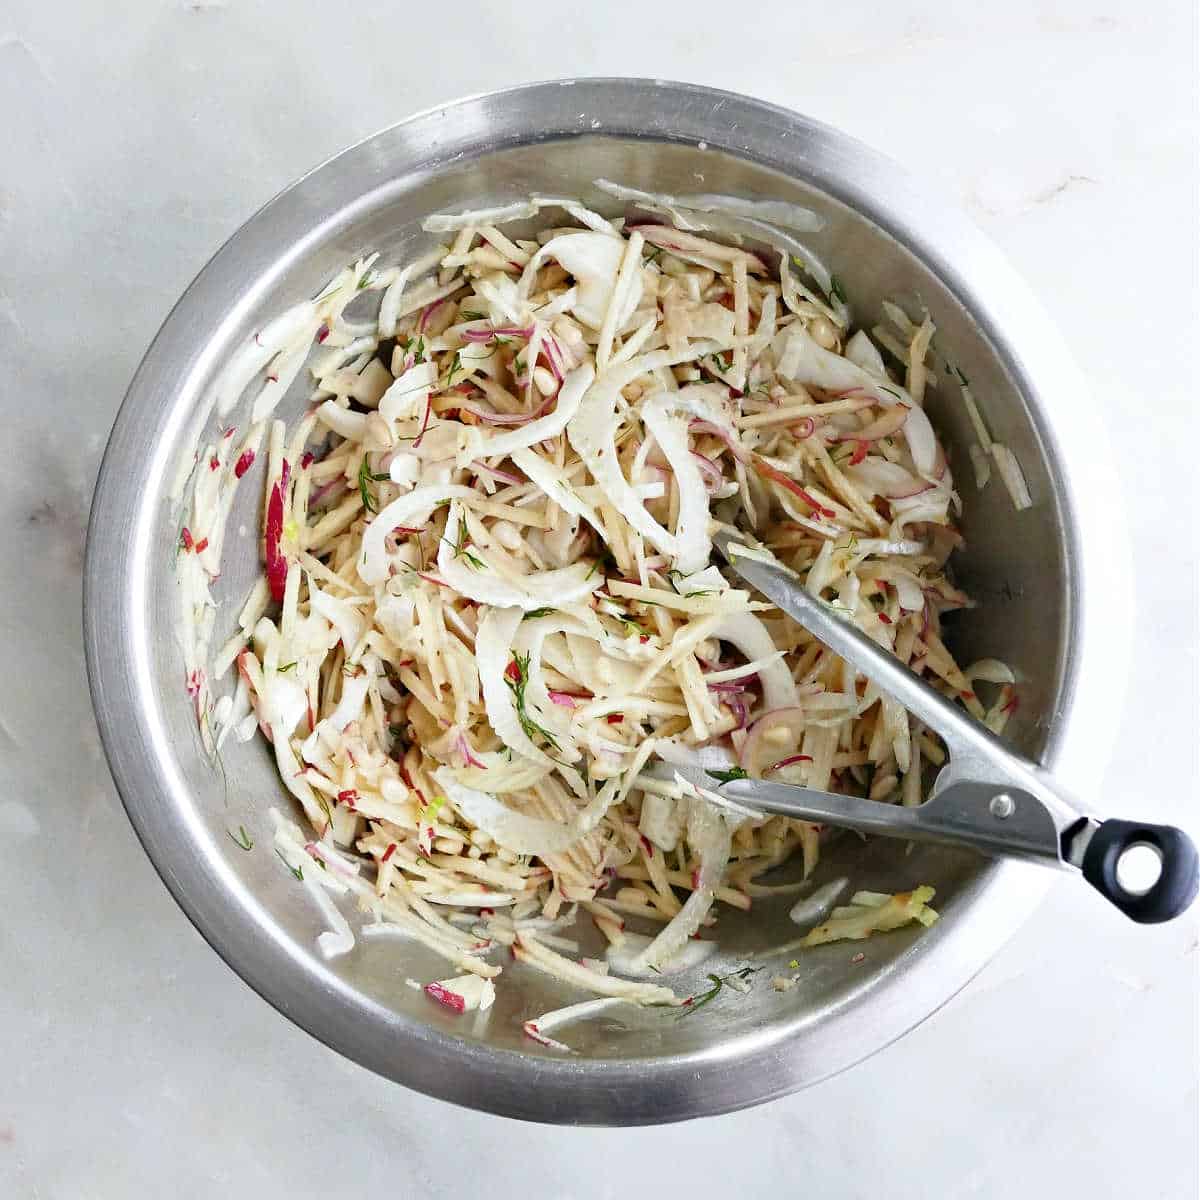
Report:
2,2,1196,1196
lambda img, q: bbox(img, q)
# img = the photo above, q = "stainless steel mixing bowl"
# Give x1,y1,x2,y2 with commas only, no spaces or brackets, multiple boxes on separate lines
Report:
84,79,1126,1123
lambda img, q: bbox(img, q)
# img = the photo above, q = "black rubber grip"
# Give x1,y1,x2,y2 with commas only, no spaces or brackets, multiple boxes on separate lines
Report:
1080,819,1199,924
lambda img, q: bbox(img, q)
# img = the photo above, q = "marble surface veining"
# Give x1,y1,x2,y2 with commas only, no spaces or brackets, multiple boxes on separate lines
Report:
1,2,1195,1197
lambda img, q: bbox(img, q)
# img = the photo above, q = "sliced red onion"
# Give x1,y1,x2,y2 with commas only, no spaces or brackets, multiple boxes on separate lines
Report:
459,396,555,426
723,692,749,730
705,665,758,688
690,450,725,493
689,418,750,466
706,680,747,695
416,299,444,333
470,461,523,485
461,363,593,466
768,753,814,773
453,729,486,769
540,335,565,382
462,324,534,343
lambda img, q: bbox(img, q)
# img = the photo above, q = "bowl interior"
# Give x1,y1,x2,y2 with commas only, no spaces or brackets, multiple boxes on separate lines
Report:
91,83,1076,1120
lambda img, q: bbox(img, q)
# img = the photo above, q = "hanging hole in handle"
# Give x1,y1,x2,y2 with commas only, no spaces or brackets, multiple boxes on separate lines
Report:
1115,842,1164,897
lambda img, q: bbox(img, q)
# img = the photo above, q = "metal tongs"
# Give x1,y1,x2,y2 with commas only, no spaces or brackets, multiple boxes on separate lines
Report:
690,527,1197,924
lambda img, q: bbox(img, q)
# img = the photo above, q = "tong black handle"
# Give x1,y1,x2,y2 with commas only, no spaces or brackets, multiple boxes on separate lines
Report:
1080,819,1199,924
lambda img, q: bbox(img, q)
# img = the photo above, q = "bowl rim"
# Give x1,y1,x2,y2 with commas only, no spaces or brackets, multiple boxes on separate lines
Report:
84,77,1127,1124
